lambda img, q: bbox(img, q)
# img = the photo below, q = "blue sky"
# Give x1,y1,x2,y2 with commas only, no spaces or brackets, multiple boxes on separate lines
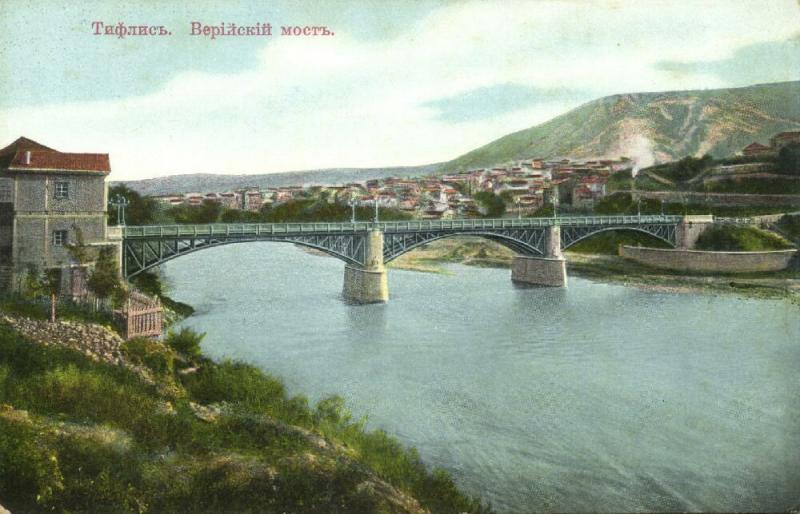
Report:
0,0,798,180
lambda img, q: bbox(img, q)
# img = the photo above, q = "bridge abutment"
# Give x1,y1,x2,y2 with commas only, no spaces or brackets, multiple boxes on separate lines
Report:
677,215,714,249
511,226,567,287
342,230,388,303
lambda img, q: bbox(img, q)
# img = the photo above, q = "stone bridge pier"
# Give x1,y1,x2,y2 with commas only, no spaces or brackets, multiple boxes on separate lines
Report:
342,230,389,303
511,226,567,287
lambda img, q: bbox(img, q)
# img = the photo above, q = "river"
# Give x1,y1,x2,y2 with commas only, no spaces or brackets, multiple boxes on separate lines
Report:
163,242,800,512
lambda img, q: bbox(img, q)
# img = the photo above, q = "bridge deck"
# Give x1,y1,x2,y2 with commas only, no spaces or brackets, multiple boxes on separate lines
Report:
122,215,684,238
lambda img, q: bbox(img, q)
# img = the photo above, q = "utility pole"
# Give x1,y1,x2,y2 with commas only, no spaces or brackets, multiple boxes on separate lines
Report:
373,197,379,224
349,195,356,223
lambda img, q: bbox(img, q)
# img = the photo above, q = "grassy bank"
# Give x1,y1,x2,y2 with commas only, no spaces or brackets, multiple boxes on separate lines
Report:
0,321,489,513
694,225,794,251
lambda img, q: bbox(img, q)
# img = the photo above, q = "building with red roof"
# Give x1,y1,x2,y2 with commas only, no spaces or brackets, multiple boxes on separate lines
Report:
0,137,112,293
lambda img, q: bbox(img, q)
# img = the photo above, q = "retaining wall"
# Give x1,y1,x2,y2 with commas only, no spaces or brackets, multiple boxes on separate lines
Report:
619,245,797,273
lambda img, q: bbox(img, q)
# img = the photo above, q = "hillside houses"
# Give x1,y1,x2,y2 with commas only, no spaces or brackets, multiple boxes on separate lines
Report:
739,130,800,157
147,156,627,220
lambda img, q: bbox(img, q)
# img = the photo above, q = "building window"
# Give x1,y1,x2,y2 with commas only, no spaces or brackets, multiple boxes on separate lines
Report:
54,181,69,200
0,179,11,203
53,230,68,246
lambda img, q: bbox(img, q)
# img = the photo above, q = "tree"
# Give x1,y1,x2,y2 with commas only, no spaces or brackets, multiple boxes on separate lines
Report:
87,247,124,309
65,225,90,265
23,265,61,322
44,269,61,323
107,184,161,226
473,192,506,217
778,143,800,175
165,327,204,360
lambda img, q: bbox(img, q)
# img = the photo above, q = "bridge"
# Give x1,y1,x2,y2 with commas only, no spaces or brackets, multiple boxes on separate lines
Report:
119,214,714,303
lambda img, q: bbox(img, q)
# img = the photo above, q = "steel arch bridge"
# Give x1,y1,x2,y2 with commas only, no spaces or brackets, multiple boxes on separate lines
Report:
120,215,683,278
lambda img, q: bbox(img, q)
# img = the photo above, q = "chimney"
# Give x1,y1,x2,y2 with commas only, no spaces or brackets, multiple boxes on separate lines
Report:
23,151,31,165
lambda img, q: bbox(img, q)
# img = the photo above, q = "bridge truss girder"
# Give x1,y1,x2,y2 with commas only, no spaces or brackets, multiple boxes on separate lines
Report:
560,223,678,250
123,233,367,278
382,228,548,262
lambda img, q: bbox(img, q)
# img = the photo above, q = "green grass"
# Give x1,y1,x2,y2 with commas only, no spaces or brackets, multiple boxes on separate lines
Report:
694,225,795,251
0,323,489,513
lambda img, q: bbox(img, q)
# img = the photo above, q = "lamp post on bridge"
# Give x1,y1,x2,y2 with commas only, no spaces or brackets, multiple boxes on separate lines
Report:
349,195,357,223
373,196,379,224
109,194,130,226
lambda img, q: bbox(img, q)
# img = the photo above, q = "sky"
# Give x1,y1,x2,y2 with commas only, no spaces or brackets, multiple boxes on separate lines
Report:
0,0,798,181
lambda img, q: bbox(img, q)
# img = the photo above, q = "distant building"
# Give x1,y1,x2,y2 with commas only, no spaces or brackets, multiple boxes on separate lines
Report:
0,137,112,292
741,142,772,157
770,131,800,152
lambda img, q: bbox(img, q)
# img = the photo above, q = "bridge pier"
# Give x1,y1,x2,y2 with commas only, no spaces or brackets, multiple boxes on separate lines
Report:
343,230,388,303
511,226,567,287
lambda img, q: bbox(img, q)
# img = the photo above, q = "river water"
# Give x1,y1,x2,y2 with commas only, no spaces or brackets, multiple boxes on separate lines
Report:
163,242,800,512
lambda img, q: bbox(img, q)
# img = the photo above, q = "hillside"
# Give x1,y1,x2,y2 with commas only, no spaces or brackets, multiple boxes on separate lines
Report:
442,81,800,172
116,164,442,196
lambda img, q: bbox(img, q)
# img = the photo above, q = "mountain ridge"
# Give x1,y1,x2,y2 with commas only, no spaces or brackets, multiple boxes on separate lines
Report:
441,80,800,172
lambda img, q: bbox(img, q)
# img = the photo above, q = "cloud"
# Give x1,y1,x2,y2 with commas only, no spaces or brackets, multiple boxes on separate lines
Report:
423,84,591,123
655,34,800,85
1,0,799,180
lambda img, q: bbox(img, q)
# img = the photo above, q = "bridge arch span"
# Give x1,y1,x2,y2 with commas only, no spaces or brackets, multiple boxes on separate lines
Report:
560,225,677,251
382,230,546,263
123,236,362,279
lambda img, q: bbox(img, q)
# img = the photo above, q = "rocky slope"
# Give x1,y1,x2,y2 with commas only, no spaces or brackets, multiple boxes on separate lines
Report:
442,81,800,172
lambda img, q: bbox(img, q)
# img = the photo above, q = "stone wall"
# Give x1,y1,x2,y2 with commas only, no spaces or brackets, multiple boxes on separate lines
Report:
13,215,106,269
619,245,797,273
14,173,106,213
625,191,800,207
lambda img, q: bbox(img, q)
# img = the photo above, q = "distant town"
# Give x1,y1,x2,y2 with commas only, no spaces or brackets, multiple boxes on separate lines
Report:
151,156,624,219
148,130,800,219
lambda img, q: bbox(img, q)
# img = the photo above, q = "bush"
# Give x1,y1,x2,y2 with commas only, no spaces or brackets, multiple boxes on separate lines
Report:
0,416,64,511
777,143,800,175
695,225,794,251
473,192,506,217
181,360,286,412
122,337,175,375
777,214,800,241
645,154,714,183
165,327,204,360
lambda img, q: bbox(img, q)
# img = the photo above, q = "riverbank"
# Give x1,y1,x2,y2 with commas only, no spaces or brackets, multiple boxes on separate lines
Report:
567,253,800,303
0,303,488,513
384,238,800,304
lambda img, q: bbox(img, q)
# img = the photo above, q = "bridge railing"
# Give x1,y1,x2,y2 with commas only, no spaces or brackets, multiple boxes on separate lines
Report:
713,217,756,225
121,215,685,238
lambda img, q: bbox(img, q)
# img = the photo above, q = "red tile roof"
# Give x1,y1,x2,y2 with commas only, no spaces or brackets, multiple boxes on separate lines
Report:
0,137,110,174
